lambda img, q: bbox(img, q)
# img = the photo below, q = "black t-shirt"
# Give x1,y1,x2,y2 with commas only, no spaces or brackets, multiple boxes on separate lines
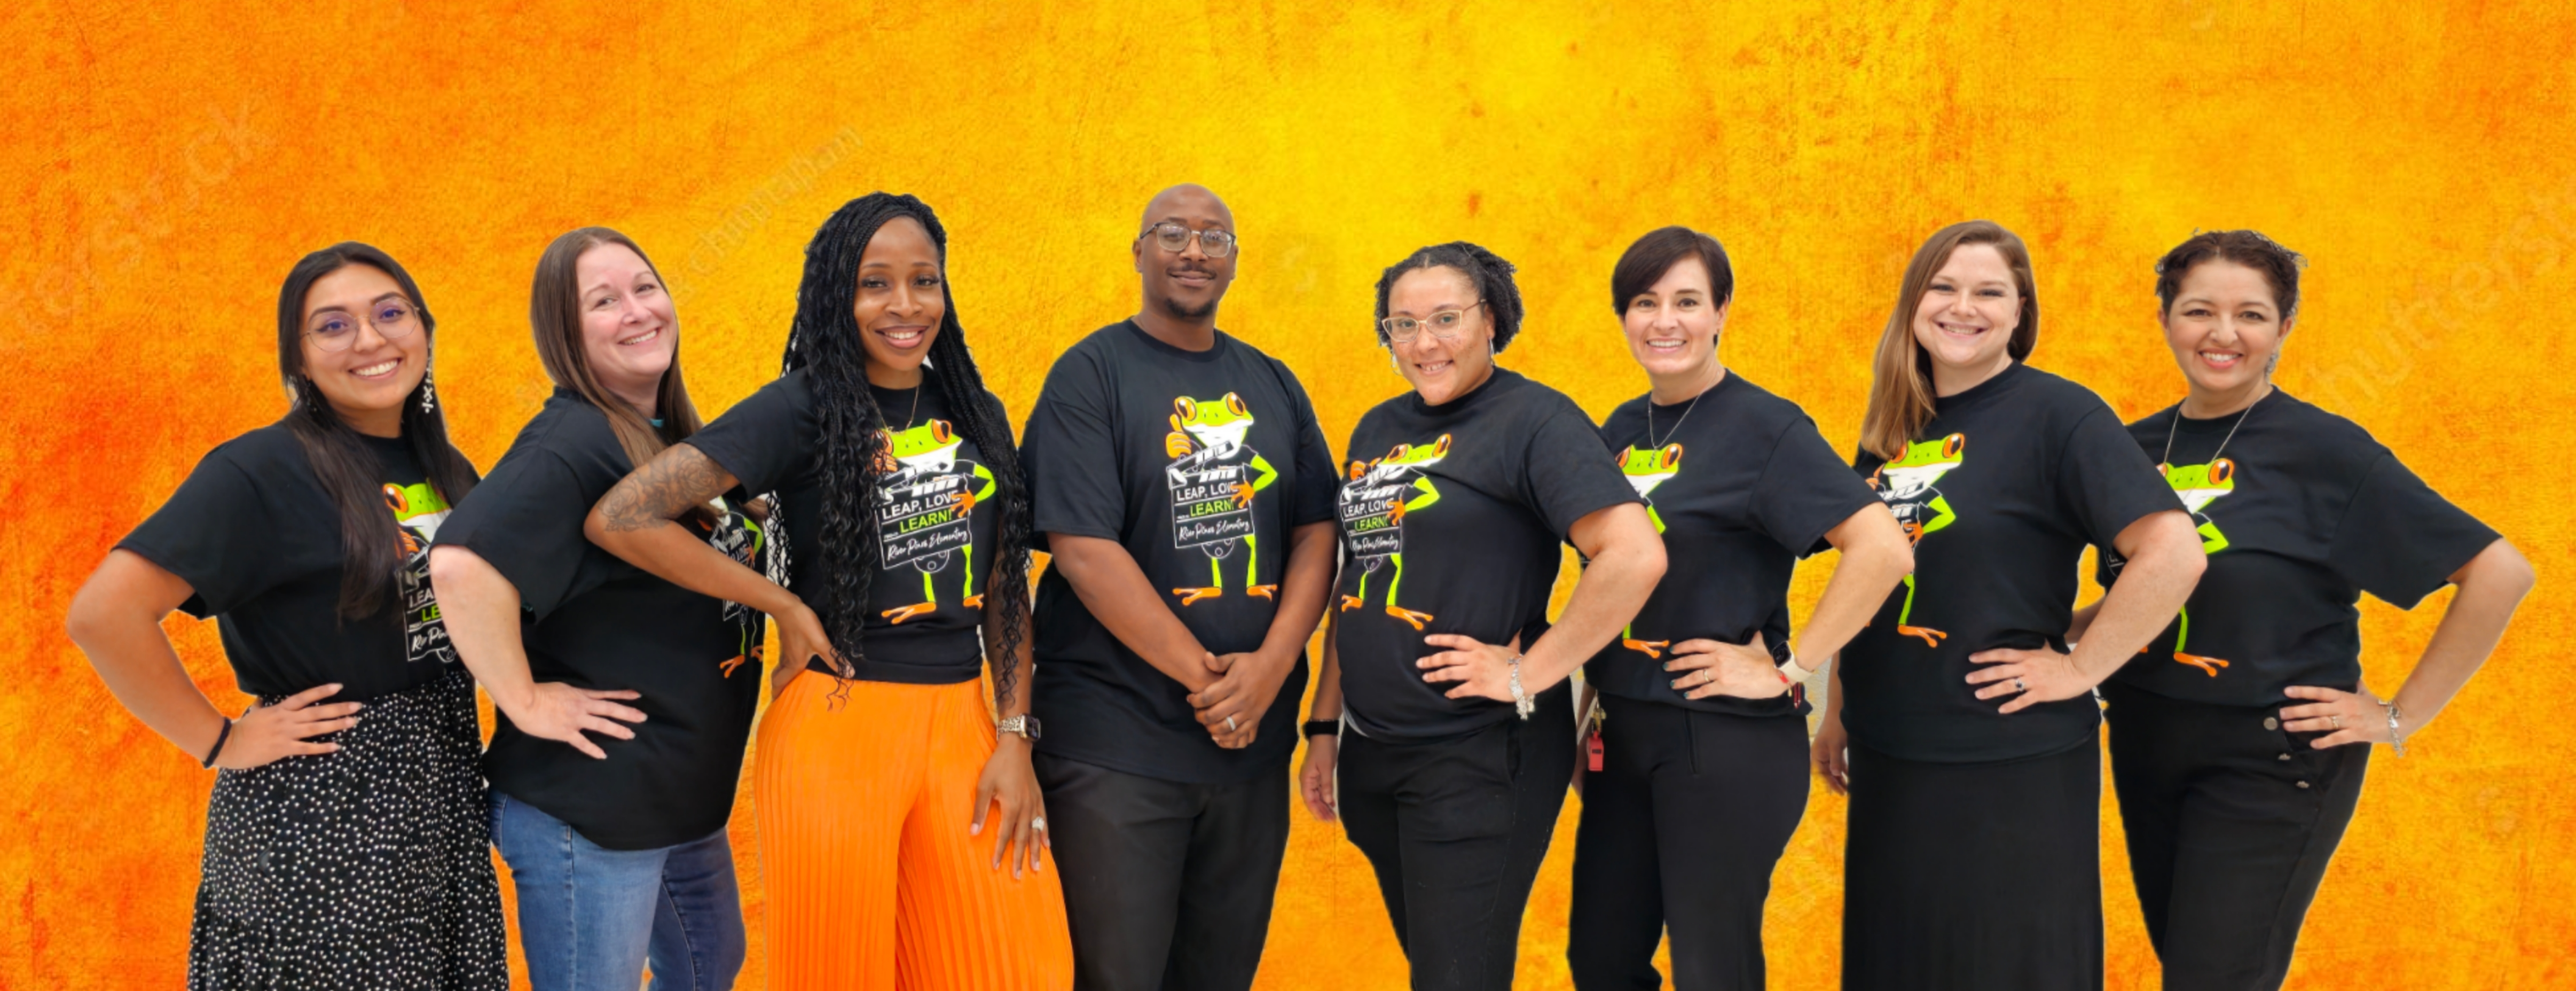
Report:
1588,374,1881,718
117,422,473,702
1022,321,1338,784
1334,369,1642,741
435,391,765,851
2100,389,2498,706
1839,363,2183,763
687,371,1006,684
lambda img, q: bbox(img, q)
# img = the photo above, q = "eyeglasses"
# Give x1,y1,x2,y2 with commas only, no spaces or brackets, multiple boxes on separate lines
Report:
1138,222,1237,259
1380,301,1486,344
305,298,421,353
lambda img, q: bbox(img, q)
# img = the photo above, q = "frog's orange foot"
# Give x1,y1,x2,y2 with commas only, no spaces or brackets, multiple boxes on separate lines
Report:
1386,606,1435,630
1622,638,1669,659
1900,521,1925,545
718,654,748,677
1897,625,1948,648
1387,501,1407,524
1230,482,1258,509
2173,652,2231,677
951,491,977,515
962,594,985,609
1340,595,1366,611
881,602,939,624
1165,433,1195,459
1173,587,1223,606
1247,584,1277,599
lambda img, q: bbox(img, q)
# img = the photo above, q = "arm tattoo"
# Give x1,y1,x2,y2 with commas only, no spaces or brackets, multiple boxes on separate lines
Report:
600,445,732,533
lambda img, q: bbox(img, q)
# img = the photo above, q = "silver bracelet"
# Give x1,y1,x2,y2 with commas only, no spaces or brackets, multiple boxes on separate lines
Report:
1507,654,1534,720
2383,700,2407,758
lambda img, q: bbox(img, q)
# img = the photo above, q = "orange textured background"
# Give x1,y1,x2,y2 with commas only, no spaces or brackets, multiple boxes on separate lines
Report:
7,2,2574,987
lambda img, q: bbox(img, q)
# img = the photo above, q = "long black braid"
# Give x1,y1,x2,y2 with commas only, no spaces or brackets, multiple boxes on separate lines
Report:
781,193,1035,705
1371,240,1528,351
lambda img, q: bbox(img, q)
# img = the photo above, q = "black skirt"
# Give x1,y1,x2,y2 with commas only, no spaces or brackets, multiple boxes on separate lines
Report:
1842,732,2103,991
188,666,507,990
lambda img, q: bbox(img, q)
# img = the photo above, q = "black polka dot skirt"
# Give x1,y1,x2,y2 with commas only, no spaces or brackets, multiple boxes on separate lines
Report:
187,667,507,990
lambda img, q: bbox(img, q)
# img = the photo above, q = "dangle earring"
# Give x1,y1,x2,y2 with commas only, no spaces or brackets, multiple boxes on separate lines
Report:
419,361,438,414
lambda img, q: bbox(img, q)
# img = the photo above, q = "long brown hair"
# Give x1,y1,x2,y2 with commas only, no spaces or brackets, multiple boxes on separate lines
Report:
528,227,705,470
1859,220,2040,459
273,243,479,621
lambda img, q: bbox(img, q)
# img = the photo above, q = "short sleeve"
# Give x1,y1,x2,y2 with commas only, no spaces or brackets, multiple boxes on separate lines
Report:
1023,351,1127,541
1280,363,1340,528
686,374,814,497
435,448,593,619
115,451,288,618
2329,455,2500,609
1519,402,1640,539
2057,407,2184,550
1752,417,1885,558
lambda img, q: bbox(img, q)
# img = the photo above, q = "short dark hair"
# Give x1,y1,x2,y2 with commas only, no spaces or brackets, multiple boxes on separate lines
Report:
1372,241,1526,352
1611,226,1735,313
2154,229,2306,320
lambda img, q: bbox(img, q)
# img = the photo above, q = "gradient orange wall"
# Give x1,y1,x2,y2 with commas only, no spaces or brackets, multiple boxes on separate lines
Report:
7,2,2573,987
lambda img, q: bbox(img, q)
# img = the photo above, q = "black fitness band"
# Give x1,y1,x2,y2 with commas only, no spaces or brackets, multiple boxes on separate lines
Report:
201,717,234,769
1302,719,1340,739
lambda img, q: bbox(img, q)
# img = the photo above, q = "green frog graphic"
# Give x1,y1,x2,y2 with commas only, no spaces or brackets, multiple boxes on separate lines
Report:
2153,458,2237,676
1615,443,1683,658
1164,393,1279,605
1870,433,1965,648
384,481,456,665
704,498,766,678
1338,435,1449,630
874,418,994,624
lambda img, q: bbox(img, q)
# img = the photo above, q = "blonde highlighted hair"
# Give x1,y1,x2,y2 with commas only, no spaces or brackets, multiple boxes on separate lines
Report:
1859,220,2039,459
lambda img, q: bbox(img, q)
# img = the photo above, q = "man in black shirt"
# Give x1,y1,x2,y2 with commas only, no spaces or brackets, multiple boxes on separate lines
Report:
1022,184,1340,990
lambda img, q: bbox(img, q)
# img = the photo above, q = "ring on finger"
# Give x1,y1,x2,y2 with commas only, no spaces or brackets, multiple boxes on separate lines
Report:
1031,817,1047,832
2329,714,2342,729
2013,677,2027,692
1225,716,1239,732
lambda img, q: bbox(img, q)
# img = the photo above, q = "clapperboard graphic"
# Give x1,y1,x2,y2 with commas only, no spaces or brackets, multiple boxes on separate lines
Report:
1339,472,1405,561
401,559,457,665
878,463,977,570
1169,447,1259,552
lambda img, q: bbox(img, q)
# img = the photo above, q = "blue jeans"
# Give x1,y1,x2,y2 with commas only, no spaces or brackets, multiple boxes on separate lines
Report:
490,791,745,991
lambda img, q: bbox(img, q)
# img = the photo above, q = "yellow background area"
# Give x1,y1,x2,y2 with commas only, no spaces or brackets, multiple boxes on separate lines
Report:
7,2,2573,987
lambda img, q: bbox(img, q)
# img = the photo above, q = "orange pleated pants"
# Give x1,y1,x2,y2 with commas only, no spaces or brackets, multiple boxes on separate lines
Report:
756,672,1074,990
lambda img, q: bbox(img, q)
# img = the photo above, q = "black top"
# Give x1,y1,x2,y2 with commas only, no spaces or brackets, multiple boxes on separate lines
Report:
1840,363,2183,763
687,371,1006,684
1022,321,1338,784
2101,389,2499,706
435,391,765,850
117,422,473,702
1334,368,1643,741
1589,374,1881,717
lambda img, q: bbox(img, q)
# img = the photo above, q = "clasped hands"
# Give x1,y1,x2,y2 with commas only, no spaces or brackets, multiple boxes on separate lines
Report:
1188,649,1294,749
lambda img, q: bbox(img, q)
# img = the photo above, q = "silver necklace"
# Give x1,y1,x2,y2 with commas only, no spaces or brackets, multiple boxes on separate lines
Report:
1647,382,1709,448
2161,387,2264,470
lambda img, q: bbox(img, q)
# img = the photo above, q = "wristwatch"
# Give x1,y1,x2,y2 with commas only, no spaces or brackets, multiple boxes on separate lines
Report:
998,714,1042,742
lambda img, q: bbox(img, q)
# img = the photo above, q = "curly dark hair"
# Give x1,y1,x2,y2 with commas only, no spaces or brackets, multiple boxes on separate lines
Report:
1372,241,1527,352
2154,229,2307,321
779,193,1034,705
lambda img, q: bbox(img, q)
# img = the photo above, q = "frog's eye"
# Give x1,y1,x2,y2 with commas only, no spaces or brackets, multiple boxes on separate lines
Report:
2209,459,2233,485
1430,434,1453,457
1659,443,1683,469
1174,397,1198,421
1349,461,1369,480
1225,393,1248,417
931,420,953,444
1941,433,1965,458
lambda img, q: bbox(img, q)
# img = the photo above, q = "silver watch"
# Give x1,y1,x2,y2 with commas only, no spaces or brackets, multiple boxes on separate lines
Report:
998,714,1042,742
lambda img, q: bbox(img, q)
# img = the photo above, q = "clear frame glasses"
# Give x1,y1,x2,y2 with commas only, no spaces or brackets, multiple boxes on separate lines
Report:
1380,300,1486,344
1139,222,1237,258
305,298,421,353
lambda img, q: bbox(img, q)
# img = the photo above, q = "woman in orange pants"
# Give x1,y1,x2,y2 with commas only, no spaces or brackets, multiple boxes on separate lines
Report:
588,192,1072,989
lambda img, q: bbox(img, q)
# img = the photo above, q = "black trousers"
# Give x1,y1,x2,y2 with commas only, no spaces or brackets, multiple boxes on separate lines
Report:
1842,733,2103,991
1567,696,1810,990
1338,682,1577,991
2103,682,2370,991
1033,753,1290,991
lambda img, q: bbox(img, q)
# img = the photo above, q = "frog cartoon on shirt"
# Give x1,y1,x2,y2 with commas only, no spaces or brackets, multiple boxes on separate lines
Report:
2153,458,2237,676
1338,435,1450,630
1164,393,1280,606
873,418,994,624
1614,443,1685,658
1868,433,1965,647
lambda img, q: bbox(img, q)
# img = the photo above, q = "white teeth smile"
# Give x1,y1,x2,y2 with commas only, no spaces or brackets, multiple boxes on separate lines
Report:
618,327,661,346
1417,360,1453,375
880,328,925,347
1937,322,1987,337
2200,350,2243,368
352,360,399,378
1646,338,1686,352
